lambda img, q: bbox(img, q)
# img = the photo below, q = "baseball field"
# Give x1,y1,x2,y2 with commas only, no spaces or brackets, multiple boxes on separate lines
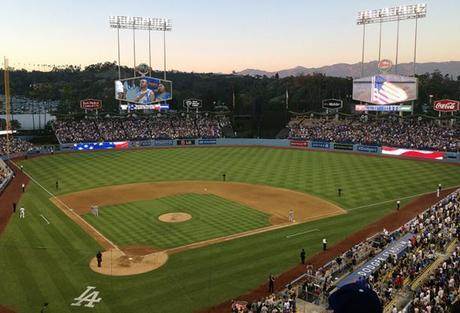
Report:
1,146,459,313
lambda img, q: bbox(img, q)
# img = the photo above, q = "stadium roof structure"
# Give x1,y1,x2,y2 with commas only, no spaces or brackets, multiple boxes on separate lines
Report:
357,3,426,25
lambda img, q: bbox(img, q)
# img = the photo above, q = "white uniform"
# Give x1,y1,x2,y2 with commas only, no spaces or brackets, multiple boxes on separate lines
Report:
288,209,294,222
19,207,25,219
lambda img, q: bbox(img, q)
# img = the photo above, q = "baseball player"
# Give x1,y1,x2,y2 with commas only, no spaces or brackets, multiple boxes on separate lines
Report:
288,209,294,223
19,207,25,219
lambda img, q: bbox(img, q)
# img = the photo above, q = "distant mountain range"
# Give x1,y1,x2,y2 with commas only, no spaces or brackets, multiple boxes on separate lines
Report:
236,61,460,78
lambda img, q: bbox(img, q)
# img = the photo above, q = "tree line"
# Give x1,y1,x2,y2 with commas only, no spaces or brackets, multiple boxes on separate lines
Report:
1,62,458,137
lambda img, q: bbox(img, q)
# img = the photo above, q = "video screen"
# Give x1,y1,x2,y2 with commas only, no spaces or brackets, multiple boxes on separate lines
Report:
353,74,417,105
115,76,172,105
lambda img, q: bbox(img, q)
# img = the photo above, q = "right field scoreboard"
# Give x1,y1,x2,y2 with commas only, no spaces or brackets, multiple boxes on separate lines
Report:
353,74,417,105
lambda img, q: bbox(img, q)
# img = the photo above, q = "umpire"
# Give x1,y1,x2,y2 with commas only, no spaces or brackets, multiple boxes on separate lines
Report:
96,251,102,267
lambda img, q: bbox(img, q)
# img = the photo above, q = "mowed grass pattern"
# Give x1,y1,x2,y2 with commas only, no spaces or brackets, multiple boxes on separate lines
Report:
19,147,460,211
0,147,458,313
83,194,270,248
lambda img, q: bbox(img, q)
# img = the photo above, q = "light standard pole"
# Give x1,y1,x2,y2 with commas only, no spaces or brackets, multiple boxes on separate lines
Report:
109,16,172,78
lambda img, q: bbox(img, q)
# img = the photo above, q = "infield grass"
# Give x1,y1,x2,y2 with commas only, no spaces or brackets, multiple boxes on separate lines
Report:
83,194,270,248
0,147,458,313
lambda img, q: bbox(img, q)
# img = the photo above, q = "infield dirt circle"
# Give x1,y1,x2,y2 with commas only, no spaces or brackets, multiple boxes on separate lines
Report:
158,212,192,223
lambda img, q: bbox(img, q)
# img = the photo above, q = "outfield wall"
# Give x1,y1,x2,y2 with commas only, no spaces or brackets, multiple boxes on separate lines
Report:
1,139,459,163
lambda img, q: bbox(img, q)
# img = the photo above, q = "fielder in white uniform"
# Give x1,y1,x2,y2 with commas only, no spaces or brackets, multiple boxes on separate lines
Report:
288,209,295,223
19,207,25,219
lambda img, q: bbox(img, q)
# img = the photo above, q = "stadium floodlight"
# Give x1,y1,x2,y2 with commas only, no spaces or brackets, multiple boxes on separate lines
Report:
109,16,172,79
356,4,427,78
357,4,426,24
109,16,172,31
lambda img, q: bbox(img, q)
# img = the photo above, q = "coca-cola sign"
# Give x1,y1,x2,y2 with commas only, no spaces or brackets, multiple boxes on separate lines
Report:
433,99,459,112
80,99,102,110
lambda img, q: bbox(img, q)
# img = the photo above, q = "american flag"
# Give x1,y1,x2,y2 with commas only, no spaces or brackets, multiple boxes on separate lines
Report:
371,75,408,104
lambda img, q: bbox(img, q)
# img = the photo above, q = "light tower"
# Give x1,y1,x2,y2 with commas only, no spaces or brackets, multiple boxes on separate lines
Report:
357,4,427,77
2,57,12,155
109,16,172,80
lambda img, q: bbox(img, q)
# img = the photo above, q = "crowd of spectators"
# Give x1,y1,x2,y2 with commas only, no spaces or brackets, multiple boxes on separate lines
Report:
0,166,12,185
407,247,460,313
237,189,460,313
370,187,459,308
232,285,297,313
288,117,459,151
0,136,35,156
53,115,231,143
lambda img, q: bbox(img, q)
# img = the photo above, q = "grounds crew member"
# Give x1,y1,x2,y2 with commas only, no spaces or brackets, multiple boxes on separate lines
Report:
396,200,401,211
21,183,25,192
300,248,306,264
96,251,102,267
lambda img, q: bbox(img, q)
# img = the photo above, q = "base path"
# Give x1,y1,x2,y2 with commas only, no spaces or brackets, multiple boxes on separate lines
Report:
198,187,457,313
53,181,345,276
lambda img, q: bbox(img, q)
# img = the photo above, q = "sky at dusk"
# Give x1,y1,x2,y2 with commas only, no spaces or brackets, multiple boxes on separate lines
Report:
1,0,459,73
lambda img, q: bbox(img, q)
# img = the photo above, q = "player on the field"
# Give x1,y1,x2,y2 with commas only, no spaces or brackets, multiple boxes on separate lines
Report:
19,207,25,219
288,209,295,223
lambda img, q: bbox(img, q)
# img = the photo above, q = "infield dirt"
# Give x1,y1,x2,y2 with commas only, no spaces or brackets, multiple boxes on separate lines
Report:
51,181,345,276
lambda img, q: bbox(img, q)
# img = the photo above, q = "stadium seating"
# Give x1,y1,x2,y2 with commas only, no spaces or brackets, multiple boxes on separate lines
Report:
288,117,459,152
52,115,231,143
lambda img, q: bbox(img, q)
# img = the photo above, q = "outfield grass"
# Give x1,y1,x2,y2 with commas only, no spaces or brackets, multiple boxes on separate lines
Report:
83,194,270,248
0,147,459,313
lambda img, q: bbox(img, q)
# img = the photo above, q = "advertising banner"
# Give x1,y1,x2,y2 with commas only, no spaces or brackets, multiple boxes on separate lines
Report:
73,141,129,151
154,140,174,146
289,140,308,147
311,141,331,149
382,146,444,160
355,105,412,112
80,99,102,110
177,139,195,146
322,99,343,110
356,145,379,153
129,140,153,148
433,99,459,112
336,233,414,288
198,139,217,145
333,143,354,151
120,103,170,111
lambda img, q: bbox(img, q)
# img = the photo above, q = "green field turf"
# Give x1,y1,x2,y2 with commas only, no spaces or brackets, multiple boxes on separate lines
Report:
0,147,459,313
83,194,270,249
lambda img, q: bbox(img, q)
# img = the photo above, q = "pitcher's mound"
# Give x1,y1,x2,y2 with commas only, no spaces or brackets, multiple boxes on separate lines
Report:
158,212,192,223
90,249,168,276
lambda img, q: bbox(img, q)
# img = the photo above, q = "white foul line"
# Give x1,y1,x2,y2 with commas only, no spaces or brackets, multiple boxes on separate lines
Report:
13,162,120,251
40,214,50,224
347,184,460,212
286,229,320,239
